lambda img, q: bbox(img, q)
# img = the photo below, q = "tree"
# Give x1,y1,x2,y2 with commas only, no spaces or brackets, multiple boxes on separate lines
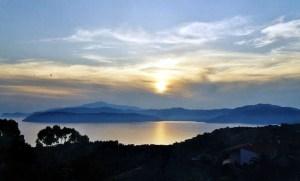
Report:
0,119,25,146
0,119,32,181
36,126,57,146
36,125,89,146
0,119,21,137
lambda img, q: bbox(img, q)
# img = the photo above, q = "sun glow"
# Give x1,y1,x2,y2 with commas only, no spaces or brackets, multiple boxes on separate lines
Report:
155,79,167,93
153,70,172,94
151,58,179,94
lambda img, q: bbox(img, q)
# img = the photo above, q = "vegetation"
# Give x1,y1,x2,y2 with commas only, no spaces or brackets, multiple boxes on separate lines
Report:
1,119,300,181
36,125,89,146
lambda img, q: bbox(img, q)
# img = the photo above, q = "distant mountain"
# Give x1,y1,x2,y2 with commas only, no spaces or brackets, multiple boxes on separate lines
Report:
1,112,30,118
23,102,300,124
210,104,300,124
46,107,129,114
141,108,230,121
23,112,160,123
80,101,140,111
23,101,158,122
141,104,300,124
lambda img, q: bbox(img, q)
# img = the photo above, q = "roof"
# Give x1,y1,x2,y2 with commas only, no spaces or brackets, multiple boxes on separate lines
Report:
224,143,276,154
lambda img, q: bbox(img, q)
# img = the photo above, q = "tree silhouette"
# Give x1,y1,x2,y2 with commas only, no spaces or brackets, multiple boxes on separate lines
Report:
0,119,21,137
36,125,89,146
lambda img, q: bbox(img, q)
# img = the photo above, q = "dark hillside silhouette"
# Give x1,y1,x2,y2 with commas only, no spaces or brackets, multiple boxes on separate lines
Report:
1,119,300,181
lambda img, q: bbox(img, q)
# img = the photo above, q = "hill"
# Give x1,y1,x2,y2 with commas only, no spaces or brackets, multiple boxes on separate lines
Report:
23,111,160,123
23,102,300,124
80,101,140,110
2,119,300,181
210,104,300,124
1,112,30,118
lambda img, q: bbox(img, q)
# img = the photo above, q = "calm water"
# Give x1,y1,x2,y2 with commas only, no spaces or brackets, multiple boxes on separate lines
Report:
7,118,259,146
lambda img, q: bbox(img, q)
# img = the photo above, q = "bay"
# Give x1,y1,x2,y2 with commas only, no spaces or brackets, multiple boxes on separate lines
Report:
8,118,258,146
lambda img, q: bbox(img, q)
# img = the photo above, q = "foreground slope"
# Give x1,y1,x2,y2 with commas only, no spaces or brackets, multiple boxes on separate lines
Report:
1,119,300,181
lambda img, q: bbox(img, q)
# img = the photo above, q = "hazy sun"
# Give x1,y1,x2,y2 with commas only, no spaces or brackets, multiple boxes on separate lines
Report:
151,58,179,94
154,70,171,94
155,80,167,93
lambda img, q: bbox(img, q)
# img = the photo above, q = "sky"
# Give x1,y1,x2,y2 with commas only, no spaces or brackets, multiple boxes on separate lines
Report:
1,0,300,112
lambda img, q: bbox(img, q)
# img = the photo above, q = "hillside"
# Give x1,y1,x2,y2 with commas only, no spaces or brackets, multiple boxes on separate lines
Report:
1,119,300,181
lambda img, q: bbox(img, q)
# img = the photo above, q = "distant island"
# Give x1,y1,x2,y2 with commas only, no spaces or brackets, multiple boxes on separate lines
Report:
23,102,300,124
1,112,30,118
24,112,160,123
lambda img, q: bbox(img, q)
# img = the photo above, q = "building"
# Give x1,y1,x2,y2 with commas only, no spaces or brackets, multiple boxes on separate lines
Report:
222,144,258,165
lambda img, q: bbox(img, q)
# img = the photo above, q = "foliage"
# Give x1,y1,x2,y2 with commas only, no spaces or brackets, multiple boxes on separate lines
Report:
0,119,21,137
36,125,89,146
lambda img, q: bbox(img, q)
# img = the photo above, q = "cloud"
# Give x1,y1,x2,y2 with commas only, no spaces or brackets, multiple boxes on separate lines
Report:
46,16,254,47
6,16,300,109
177,16,253,38
81,54,113,63
1,47,300,97
254,19,300,47
0,85,79,98
83,44,114,50
234,40,250,45
1,45,300,110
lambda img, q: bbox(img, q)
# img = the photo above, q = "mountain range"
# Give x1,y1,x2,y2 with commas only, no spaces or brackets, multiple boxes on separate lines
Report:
1,112,30,118
23,102,300,124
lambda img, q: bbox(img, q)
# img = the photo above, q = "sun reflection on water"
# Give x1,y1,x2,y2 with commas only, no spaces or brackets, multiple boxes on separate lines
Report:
153,121,168,144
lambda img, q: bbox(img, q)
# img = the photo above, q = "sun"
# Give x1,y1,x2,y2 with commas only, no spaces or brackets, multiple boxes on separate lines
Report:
150,58,179,94
155,79,167,93
153,70,170,94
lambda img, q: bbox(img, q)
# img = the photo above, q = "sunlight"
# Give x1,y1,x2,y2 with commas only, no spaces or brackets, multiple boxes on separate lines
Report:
153,70,171,94
151,58,178,94
155,79,167,93
153,121,168,144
